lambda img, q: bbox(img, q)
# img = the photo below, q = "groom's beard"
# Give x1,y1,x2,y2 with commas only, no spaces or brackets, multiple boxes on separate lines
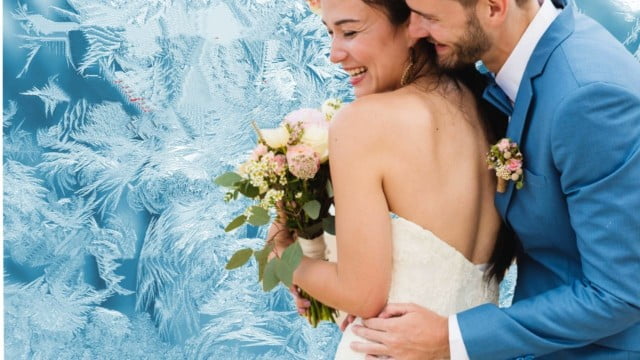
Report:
433,11,491,70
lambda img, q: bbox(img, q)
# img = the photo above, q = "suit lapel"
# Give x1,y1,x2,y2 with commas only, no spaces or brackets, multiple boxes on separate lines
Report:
495,6,575,219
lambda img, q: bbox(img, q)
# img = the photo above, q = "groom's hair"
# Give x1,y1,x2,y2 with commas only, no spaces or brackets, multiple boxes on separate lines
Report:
453,0,531,9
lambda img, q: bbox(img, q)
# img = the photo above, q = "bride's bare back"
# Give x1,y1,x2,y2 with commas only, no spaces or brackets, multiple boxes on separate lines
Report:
292,77,500,319
330,77,499,268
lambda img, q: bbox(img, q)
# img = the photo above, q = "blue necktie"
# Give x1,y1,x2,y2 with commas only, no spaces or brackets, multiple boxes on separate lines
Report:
483,81,514,117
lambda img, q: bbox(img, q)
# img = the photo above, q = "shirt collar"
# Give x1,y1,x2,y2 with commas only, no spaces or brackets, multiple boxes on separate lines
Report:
495,0,561,102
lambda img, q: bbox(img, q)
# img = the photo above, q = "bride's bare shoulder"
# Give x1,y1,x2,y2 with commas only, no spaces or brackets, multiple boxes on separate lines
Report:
330,89,436,138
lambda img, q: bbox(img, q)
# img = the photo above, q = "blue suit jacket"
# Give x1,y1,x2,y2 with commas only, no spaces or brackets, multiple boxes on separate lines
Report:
458,4,640,359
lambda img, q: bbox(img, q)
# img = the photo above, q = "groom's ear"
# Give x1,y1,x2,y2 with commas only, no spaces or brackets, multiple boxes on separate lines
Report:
478,0,509,25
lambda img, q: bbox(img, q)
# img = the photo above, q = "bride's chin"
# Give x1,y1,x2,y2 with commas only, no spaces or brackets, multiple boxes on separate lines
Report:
353,85,373,98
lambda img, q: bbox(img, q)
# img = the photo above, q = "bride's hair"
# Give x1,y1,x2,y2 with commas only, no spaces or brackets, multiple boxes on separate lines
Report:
363,0,517,282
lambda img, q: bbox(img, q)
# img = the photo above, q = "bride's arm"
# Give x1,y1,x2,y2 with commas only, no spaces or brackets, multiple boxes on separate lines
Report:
292,102,393,319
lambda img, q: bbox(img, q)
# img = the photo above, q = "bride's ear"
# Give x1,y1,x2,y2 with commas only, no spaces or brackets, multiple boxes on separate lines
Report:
407,36,420,48
405,29,420,48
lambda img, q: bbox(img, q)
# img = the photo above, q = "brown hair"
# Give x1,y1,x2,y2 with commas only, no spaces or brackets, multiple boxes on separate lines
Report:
361,0,436,85
455,0,531,8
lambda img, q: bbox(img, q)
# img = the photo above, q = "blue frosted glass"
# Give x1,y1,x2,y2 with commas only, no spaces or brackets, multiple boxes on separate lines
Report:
3,0,638,358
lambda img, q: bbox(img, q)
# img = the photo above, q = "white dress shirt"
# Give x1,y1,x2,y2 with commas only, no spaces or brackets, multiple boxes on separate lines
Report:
448,1,561,359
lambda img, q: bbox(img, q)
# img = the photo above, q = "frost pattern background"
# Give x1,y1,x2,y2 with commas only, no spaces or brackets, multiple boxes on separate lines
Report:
3,0,639,359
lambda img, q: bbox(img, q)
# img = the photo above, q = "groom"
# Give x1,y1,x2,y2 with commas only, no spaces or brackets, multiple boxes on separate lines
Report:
351,0,640,358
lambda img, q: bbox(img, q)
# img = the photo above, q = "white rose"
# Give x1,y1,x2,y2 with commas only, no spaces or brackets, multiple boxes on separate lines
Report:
261,126,290,148
300,125,329,162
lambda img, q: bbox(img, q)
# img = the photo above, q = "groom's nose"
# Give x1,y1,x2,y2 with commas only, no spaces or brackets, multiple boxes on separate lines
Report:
408,12,431,38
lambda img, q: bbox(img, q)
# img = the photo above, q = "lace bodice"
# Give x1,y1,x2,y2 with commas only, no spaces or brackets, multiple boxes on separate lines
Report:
334,217,499,359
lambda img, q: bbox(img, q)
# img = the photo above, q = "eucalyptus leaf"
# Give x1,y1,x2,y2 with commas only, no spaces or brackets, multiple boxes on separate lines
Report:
238,182,260,198
225,248,254,270
281,241,303,269
275,259,294,288
326,180,334,198
214,172,243,187
247,206,271,226
302,200,321,220
322,215,336,235
263,259,280,291
254,244,273,282
225,215,247,232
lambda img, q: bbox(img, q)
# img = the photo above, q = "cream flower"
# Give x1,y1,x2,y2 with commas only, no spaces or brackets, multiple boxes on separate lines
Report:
321,98,343,122
261,126,290,148
300,125,329,162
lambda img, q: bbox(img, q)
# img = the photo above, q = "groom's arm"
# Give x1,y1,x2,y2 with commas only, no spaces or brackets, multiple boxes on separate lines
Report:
459,83,640,359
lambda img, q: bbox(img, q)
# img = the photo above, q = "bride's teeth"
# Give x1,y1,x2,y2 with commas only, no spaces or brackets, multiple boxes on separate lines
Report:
347,67,367,77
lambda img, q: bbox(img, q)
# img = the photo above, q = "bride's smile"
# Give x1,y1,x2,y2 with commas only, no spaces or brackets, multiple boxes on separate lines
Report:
321,0,414,97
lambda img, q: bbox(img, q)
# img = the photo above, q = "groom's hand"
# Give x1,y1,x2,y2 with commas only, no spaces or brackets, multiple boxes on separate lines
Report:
350,303,450,360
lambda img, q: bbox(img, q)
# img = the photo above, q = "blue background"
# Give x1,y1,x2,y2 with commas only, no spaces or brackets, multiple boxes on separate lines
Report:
3,0,639,358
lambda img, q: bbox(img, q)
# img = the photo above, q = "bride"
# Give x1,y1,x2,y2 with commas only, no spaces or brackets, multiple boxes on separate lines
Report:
269,0,514,358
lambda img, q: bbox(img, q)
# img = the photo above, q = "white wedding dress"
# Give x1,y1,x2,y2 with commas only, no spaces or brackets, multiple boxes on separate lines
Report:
332,216,499,359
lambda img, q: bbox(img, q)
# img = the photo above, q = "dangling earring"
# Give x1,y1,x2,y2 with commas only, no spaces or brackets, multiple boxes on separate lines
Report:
400,48,415,86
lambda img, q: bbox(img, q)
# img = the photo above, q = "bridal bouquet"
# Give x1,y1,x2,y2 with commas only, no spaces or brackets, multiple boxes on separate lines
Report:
216,99,343,327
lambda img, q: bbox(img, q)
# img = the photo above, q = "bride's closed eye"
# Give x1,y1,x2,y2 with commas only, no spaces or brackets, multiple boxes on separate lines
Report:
342,31,358,38
326,29,359,39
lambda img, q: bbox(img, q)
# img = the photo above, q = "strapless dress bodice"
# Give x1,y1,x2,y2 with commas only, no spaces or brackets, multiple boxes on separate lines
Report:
334,217,499,359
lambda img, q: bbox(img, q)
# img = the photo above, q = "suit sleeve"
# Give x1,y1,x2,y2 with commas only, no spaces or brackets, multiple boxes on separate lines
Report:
457,83,640,359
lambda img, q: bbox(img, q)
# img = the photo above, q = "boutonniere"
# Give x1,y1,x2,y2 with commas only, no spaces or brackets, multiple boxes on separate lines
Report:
487,138,524,193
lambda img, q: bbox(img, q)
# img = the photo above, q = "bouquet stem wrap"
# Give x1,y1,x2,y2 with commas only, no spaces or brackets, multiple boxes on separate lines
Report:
296,234,338,326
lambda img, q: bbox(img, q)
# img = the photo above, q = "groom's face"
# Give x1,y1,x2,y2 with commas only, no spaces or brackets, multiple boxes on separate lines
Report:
407,0,491,69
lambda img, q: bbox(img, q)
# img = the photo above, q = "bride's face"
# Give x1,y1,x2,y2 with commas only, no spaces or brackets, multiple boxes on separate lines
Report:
321,0,414,97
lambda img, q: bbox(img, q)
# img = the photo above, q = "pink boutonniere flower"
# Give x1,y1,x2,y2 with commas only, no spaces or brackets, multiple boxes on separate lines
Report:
487,138,524,193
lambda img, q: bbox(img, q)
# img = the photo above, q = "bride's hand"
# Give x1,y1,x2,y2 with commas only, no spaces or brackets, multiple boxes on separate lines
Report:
266,217,293,260
290,285,311,315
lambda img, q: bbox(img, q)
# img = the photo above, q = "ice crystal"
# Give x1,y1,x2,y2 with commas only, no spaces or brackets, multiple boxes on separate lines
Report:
4,0,636,358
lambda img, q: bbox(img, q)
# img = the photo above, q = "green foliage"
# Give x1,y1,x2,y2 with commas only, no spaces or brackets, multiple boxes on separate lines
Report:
247,206,270,226
225,248,254,270
276,242,302,287
262,259,279,291
322,216,335,235
302,200,320,220
214,172,243,187
224,215,247,232
254,244,273,281
325,180,333,198
237,182,260,198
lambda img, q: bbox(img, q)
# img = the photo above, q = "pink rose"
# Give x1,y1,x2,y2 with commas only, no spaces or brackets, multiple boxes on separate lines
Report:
251,144,268,160
284,108,326,130
274,154,287,174
506,158,522,172
497,139,511,152
286,144,320,179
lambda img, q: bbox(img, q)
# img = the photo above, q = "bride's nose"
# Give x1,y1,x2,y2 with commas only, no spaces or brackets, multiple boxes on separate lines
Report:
329,38,348,63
